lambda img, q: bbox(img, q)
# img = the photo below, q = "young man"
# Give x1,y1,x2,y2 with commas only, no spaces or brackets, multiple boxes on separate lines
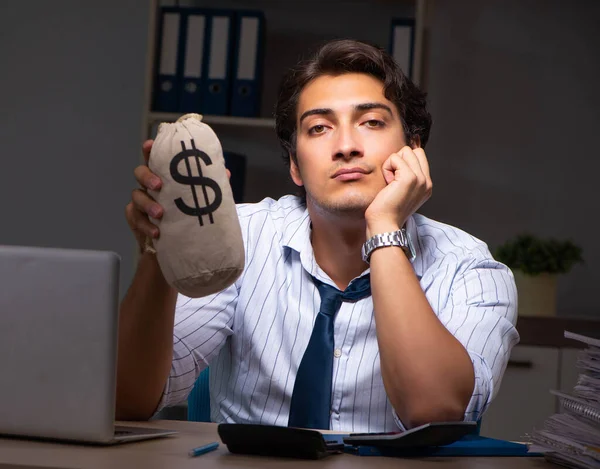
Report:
119,39,519,432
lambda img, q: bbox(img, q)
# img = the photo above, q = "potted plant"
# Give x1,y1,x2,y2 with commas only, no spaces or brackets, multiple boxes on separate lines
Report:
494,234,583,317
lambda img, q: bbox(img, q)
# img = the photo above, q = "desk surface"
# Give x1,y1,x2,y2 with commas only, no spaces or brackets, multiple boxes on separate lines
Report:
0,420,555,469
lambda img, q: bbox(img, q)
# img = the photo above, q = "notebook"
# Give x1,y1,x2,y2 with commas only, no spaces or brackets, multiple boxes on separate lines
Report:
0,245,175,444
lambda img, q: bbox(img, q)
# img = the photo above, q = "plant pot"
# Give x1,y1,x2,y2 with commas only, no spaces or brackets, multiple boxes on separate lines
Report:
513,270,558,317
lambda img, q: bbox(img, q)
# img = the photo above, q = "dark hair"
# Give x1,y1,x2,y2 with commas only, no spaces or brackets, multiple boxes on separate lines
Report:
275,38,432,170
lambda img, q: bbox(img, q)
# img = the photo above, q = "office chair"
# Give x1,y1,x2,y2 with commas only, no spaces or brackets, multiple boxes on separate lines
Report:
187,367,211,422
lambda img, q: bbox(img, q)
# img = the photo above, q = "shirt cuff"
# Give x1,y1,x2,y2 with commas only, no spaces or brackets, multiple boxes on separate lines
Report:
392,408,408,431
463,350,494,422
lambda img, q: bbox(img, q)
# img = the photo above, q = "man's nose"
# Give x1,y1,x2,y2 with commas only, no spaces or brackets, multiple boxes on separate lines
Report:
333,126,364,160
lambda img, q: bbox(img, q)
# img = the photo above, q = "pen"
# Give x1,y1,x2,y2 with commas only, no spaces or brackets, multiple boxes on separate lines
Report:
189,441,219,457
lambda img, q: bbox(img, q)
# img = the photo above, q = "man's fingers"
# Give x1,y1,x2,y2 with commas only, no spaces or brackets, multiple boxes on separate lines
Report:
134,165,162,191
412,147,432,191
396,146,426,184
142,139,154,165
131,188,163,219
382,153,416,185
381,155,399,184
132,208,160,238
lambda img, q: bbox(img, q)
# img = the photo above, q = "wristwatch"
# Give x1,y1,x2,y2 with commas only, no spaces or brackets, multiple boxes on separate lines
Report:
361,228,415,263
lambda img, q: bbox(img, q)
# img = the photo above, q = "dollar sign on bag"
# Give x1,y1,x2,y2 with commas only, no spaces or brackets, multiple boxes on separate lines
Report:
170,139,222,226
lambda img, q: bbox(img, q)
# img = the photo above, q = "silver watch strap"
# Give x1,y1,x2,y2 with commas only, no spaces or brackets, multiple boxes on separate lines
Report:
361,228,415,263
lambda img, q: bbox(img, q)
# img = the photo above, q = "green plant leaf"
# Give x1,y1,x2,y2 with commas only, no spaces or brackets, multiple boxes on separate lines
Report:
494,234,583,275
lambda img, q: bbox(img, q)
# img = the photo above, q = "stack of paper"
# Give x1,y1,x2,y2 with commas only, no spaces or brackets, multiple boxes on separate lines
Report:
529,331,600,469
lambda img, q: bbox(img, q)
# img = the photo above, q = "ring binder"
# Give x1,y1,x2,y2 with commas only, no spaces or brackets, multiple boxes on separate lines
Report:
179,9,208,113
153,7,184,112
201,11,235,116
551,390,600,424
389,18,415,79
230,11,265,117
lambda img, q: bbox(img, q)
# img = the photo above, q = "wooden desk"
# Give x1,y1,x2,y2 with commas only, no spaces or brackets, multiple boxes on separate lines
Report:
0,420,554,469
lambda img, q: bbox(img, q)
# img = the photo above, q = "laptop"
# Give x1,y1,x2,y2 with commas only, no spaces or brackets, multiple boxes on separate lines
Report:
0,244,176,444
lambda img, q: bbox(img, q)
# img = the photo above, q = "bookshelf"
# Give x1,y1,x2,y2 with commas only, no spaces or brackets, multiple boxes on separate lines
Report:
141,0,432,203
148,112,275,129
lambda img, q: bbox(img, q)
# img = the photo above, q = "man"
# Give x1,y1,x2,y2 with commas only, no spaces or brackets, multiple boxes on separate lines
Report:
118,39,519,432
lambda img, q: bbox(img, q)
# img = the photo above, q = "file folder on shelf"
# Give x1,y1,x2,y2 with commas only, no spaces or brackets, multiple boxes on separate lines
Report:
389,18,415,79
152,7,184,112
178,9,208,113
230,11,265,117
223,151,246,203
200,11,235,116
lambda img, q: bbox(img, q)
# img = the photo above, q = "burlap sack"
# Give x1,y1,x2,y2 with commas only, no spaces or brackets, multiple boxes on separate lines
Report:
148,113,245,297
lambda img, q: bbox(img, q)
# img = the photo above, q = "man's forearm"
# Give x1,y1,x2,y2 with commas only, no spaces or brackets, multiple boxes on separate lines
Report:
369,246,475,429
116,252,178,420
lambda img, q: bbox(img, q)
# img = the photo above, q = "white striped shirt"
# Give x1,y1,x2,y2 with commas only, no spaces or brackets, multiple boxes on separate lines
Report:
157,195,519,432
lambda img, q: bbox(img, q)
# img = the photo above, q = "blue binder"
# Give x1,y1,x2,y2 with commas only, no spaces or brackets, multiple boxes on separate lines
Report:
229,11,265,117
322,434,539,458
200,11,235,116
178,8,209,113
389,18,415,79
153,7,184,112
223,151,247,203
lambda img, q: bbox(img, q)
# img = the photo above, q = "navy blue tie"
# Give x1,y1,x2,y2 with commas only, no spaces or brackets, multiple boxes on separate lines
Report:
288,274,372,429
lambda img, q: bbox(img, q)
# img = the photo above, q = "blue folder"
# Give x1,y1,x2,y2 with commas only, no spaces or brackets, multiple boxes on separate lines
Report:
153,7,184,112
322,434,540,457
389,18,415,79
178,8,209,113
200,10,235,115
229,10,265,117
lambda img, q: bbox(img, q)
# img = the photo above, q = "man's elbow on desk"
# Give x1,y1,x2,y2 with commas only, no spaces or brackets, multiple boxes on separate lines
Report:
115,392,160,422
399,399,468,429
115,406,155,422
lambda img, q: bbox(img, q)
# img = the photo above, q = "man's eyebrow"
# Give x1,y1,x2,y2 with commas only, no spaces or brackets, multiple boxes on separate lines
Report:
299,108,333,124
355,102,394,116
298,103,394,124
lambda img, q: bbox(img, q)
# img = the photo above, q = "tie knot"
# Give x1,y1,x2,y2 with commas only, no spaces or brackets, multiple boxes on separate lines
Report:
313,275,371,317
343,275,371,301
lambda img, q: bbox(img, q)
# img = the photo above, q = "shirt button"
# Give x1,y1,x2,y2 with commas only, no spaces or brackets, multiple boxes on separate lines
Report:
334,348,342,358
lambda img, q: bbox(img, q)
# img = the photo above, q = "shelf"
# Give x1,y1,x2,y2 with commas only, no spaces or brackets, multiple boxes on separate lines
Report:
143,0,430,141
148,112,275,129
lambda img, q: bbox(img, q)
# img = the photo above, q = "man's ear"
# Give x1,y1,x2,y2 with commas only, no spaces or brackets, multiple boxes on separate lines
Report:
289,154,304,187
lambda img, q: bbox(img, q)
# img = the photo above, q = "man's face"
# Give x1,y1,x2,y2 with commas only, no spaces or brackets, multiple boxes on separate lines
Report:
291,73,406,216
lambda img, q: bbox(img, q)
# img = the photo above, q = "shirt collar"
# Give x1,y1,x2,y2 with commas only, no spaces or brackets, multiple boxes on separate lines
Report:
281,203,423,281
281,203,311,254
281,204,325,280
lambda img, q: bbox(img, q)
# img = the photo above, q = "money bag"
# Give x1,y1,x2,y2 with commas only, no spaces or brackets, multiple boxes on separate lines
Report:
148,113,245,298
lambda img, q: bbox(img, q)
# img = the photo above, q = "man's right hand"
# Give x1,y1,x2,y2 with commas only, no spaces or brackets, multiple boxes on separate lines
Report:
125,139,164,252
125,138,232,253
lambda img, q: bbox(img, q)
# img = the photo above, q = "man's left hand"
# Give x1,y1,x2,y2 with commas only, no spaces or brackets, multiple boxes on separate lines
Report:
365,146,432,237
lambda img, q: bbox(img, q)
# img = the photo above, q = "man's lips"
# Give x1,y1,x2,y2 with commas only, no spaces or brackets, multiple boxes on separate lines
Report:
331,167,369,180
